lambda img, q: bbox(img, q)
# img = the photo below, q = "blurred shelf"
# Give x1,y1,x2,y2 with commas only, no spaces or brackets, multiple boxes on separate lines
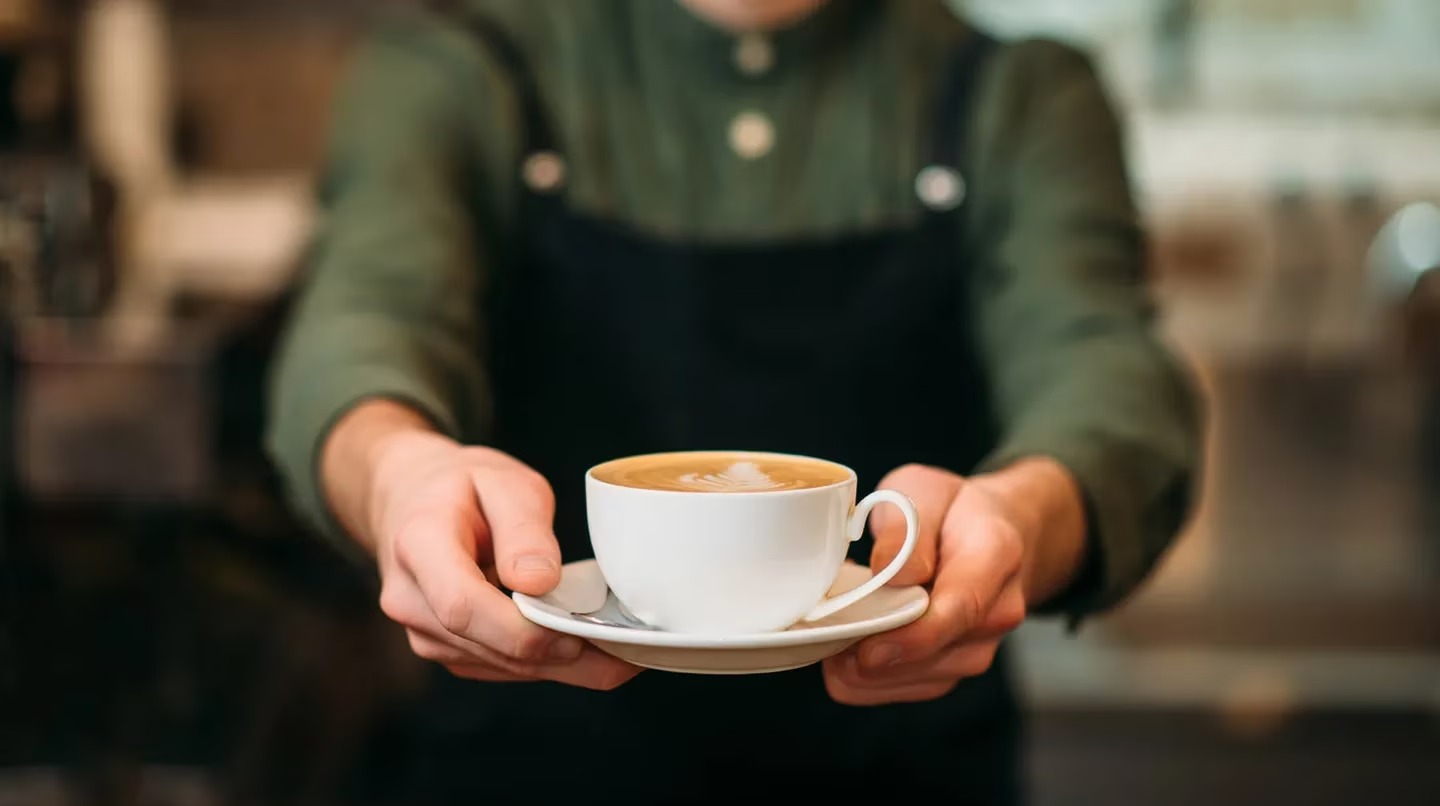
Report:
1133,113,1440,203
1100,594,1440,652
1013,620,1440,712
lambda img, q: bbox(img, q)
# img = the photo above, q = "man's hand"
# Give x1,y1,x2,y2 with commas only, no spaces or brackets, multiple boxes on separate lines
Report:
823,458,1086,706
324,400,641,691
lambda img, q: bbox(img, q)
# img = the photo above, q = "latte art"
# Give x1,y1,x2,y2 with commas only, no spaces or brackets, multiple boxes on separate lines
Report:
677,461,787,492
591,451,851,493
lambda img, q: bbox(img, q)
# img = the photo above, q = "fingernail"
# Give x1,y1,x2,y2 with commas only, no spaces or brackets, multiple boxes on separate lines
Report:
863,643,901,668
515,555,558,575
548,637,584,661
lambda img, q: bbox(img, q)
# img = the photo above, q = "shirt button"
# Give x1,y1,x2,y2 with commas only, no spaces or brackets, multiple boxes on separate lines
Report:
734,33,775,77
915,164,966,211
522,150,567,193
729,111,774,160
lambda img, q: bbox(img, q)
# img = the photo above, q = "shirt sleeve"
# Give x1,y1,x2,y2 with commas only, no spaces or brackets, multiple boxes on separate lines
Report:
266,15,521,544
970,40,1204,620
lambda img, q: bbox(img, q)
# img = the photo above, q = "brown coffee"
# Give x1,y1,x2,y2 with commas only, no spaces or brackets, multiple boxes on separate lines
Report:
591,451,851,493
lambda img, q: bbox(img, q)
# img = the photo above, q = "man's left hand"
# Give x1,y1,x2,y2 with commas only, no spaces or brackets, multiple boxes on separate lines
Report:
822,459,1085,706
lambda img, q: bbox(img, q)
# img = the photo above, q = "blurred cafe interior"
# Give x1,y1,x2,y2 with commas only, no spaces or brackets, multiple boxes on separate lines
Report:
1,0,1439,803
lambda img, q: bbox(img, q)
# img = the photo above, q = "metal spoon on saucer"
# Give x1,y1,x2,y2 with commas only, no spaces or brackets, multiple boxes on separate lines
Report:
571,588,660,631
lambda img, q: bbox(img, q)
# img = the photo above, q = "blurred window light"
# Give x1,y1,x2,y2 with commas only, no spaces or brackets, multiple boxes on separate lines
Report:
954,0,1440,115
1367,202,1440,306
1395,202,1440,278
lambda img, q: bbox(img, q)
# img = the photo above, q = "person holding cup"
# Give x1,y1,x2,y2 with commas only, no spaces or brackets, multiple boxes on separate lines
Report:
267,0,1201,802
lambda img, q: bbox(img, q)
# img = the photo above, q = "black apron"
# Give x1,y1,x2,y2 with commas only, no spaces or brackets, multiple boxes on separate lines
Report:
380,16,1023,806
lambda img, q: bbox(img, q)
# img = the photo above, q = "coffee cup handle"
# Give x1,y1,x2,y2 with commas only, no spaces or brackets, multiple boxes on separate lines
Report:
801,490,920,623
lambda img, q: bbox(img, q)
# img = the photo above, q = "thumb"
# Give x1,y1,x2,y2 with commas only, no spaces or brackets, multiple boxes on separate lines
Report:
470,466,562,596
868,465,960,586
869,511,939,588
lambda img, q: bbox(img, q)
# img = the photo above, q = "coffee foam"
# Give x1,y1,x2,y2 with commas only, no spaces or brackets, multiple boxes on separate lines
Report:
591,452,850,494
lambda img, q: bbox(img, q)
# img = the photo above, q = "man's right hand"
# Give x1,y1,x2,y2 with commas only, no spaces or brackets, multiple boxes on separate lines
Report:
323,400,641,690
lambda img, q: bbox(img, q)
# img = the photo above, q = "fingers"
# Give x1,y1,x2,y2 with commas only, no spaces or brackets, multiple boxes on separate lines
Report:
845,639,1000,683
383,571,576,662
444,663,526,683
406,629,492,666
406,623,640,691
854,530,1024,669
470,464,563,596
826,677,959,707
428,636,640,690
869,464,961,586
823,640,1000,706
393,589,642,691
446,649,642,691
385,578,498,662
391,510,566,661
435,640,640,690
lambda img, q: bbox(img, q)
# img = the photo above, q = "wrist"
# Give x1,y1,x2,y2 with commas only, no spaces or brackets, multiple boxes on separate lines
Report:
977,456,1088,606
322,398,452,553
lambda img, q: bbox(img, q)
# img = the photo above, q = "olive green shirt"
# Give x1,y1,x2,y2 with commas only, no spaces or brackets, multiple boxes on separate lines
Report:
267,0,1201,617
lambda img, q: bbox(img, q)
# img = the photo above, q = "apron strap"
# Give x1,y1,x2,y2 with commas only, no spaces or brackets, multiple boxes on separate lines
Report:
925,30,1002,175
444,9,558,155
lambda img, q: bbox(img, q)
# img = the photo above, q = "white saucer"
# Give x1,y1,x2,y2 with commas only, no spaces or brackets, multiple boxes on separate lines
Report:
513,559,929,675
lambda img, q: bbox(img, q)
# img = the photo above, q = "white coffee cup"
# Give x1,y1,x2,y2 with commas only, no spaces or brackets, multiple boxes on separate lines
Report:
585,451,921,634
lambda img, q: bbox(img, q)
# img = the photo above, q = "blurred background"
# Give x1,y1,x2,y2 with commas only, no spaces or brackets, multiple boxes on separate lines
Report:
1,0,1438,803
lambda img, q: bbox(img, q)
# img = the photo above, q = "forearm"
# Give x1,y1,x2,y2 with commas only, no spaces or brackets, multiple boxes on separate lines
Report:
969,42,1202,617
321,399,450,555
266,18,510,547
973,456,1088,608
